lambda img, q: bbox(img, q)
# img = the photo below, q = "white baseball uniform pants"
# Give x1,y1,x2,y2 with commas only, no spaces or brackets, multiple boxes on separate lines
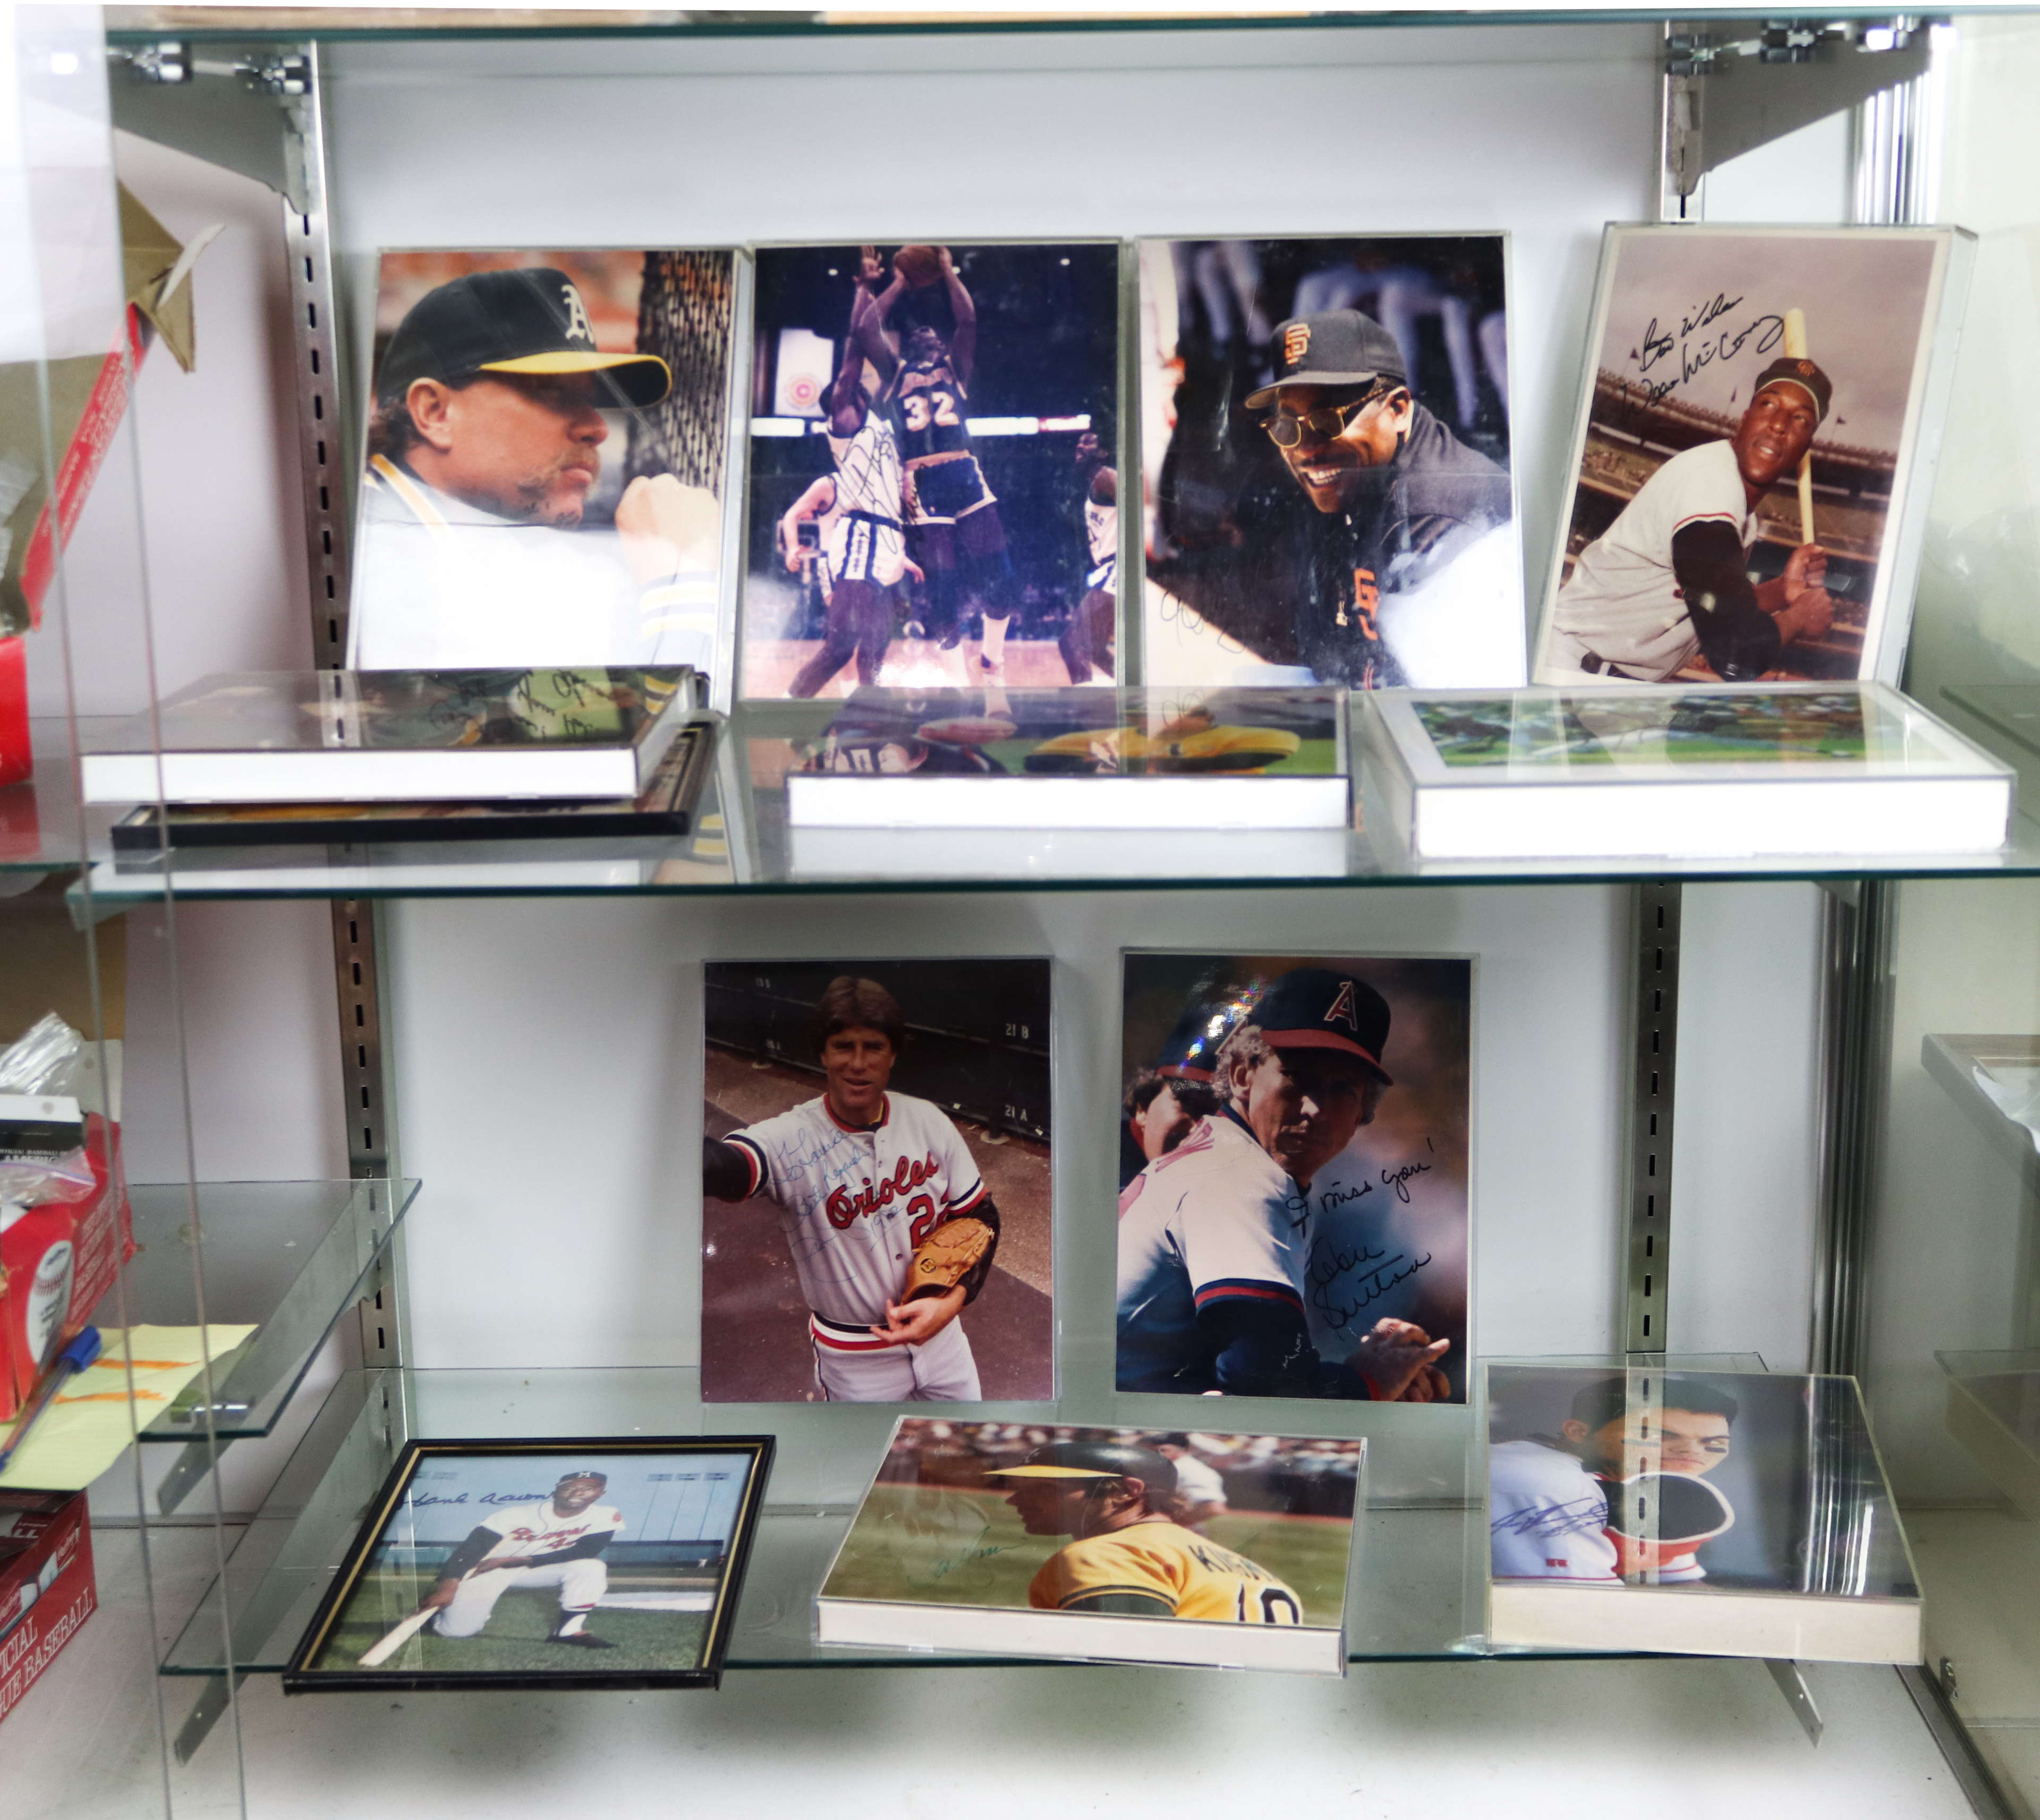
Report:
810,1314,982,1401
434,1558,607,1638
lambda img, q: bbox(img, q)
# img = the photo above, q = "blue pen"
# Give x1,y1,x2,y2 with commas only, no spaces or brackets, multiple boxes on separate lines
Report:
0,1327,103,1475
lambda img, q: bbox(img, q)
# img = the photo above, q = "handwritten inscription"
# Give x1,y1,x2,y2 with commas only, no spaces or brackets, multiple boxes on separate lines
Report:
1627,291,1786,410
1381,1159,1431,1204
1306,1236,1432,1332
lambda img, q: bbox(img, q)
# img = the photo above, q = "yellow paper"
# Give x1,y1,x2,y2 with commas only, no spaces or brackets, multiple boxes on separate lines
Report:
0,1324,258,1491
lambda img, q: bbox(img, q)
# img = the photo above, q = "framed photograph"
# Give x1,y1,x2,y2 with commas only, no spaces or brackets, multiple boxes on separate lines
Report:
1117,952,1471,1403
701,958,1053,1402
1534,223,1975,688
1137,233,1523,691
1485,1365,1919,1662
348,247,740,677
738,241,1121,698
283,1436,773,1691
816,1417,1362,1672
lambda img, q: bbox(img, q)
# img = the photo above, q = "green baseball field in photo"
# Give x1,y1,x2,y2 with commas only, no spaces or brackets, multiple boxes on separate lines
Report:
824,1486,1354,1626
308,1563,716,1678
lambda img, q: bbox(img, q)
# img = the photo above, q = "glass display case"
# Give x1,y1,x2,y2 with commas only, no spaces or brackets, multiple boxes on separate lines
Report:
8,6,2040,1817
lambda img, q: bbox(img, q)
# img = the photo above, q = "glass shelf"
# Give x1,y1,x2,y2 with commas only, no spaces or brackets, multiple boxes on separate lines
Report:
1,719,128,877
121,1178,419,1444
162,1356,1773,1679
98,6,2030,47
1939,1350,2040,1524
61,698,2040,906
161,1364,1498,1676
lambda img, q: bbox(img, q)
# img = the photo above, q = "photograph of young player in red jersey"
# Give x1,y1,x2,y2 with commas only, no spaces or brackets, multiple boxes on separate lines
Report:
1117,954,1471,1405
701,959,1052,1402
743,243,1119,697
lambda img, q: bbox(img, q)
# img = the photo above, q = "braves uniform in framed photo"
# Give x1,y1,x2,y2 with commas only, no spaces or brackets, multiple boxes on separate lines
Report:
722,1091,989,1400
433,1495,626,1639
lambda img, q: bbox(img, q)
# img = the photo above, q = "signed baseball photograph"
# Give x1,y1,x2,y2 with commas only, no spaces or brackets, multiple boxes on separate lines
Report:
348,248,736,675
284,1437,772,1691
701,958,1053,1404
740,242,1121,698
1117,952,1470,1405
1485,1365,1920,1661
1536,224,1971,690
1137,234,1522,692
816,1418,1362,1672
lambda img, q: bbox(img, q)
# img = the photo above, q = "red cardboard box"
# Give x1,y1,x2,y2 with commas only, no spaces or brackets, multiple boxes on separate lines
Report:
0,1115,131,1423
0,1488,95,1724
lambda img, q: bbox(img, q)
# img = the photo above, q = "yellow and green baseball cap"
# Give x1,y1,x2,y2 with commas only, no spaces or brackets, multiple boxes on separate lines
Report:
378,267,670,409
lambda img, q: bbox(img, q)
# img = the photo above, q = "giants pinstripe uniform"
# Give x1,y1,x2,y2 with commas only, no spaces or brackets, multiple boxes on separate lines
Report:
824,415,907,588
1115,1111,1312,1394
722,1090,986,1400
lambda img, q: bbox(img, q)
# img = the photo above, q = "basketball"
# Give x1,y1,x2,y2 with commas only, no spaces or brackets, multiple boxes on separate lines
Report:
894,244,945,288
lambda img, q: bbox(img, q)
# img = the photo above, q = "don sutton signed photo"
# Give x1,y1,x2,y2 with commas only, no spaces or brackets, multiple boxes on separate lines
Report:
1116,952,1470,1404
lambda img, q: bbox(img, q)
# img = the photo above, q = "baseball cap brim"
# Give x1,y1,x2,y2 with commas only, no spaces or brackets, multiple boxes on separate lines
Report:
1155,1064,1215,1083
982,1465,1117,1479
1244,369,1391,413
1260,1025,1394,1086
1753,375,1822,416
479,349,673,408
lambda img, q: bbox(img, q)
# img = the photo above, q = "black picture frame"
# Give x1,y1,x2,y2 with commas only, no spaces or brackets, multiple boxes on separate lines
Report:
282,1434,774,1693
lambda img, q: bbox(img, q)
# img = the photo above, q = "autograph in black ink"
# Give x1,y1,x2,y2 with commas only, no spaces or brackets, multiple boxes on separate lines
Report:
1305,1237,1432,1333
1628,293,1786,411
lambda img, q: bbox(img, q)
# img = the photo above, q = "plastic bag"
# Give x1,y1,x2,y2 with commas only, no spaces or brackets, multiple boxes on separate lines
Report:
0,1014,96,1204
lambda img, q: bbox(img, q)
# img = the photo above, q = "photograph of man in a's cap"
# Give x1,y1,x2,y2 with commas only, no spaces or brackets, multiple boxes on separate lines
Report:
350,255,730,671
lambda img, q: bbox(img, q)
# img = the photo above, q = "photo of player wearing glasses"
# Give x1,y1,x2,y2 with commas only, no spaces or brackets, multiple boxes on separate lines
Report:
1138,235,1524,692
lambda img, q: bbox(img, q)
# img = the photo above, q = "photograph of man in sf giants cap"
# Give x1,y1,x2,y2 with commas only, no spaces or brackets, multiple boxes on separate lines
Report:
349,249,735,674
1117,953,1472,1404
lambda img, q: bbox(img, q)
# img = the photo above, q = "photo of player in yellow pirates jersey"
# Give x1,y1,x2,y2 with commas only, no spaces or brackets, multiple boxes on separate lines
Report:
819,1419,1362,1670
988,1439,1303,1623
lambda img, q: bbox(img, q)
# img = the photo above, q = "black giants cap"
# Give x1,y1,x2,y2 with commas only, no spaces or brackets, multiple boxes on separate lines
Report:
1245,310,1407,413
1246,967,1393,1085
377,268,671,409
1752,356,1832,423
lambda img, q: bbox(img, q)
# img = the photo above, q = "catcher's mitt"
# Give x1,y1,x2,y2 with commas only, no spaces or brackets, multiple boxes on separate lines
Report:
1597,1472,1735,1548
905,1216,997,1298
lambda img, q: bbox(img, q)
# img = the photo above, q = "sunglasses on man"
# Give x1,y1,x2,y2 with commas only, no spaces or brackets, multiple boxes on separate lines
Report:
1257,382,1398,448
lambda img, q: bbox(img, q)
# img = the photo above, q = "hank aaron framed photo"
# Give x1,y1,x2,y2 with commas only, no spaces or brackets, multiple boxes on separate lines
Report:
282,1435,773,1691
701,958,1053,1404
1533,223,1975,691
1484,1363,1920,1662
737,241,1122,700
347,247,742,682
815,1417,1363,1672
1117,952,1471,1404
1135,233,1524,692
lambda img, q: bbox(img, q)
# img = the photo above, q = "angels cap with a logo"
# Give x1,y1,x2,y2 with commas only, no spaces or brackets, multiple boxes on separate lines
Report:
1243,966,1393,1086
376,267,672,409
1750,355,1833,423
1245,310,1407,413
